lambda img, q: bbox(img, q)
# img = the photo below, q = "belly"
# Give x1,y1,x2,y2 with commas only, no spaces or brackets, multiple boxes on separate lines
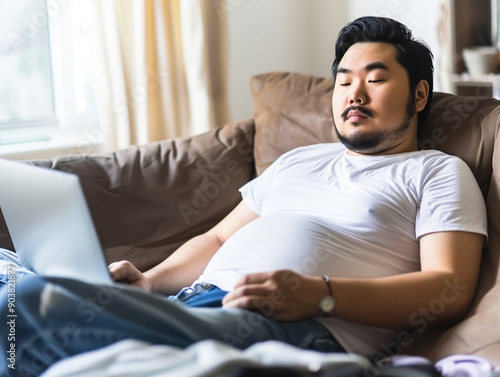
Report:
199,214,339,290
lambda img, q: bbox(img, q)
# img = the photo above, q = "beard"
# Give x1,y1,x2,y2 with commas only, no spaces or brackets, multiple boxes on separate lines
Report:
334,99,417,154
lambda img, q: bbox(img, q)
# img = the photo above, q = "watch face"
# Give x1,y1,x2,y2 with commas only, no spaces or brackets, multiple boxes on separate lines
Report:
319,295,335,313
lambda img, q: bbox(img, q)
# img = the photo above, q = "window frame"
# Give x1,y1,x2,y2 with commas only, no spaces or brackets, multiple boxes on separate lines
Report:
0,0,101,159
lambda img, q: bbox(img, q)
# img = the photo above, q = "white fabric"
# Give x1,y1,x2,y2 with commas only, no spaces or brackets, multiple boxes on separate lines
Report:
179,0,216,136
40,339,371,377
436,354,493,377
196,143,488,356
86,0,228,152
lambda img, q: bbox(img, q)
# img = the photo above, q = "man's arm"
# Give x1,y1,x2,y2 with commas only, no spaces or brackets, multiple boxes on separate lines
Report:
222,231,484,329
109,201,259,295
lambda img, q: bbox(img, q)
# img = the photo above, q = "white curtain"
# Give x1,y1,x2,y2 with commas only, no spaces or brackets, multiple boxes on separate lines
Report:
86,0,229,152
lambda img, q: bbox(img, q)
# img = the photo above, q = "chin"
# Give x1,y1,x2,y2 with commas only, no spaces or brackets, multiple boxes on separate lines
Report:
336,129,385,153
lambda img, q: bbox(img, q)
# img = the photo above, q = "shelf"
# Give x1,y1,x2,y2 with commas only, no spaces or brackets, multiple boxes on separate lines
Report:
451,72,500,85
450,73,500,98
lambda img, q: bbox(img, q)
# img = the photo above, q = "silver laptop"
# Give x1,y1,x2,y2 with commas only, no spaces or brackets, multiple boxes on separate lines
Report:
0,158,114,285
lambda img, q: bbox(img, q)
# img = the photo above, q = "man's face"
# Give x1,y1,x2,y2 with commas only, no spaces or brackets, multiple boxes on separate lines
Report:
332,42,418,155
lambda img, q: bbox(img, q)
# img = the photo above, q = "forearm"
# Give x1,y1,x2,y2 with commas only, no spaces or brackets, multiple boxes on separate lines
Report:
329,232,483,329
144,232,222,295
330,270,476,329
223,268,477,328
141,201,259,295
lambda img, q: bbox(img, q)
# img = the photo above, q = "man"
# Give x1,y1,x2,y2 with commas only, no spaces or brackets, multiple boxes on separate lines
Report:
0,16,488,374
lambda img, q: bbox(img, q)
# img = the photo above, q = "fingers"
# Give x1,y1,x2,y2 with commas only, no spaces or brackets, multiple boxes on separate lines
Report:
108,260,132,281
222,284,269,306
222,271,292,317
224,271,277,306
108,260,144,287
222,283,297,321
222,270,323,321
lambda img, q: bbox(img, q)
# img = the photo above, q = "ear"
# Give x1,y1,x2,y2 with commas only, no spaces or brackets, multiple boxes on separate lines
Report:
414,79,430,112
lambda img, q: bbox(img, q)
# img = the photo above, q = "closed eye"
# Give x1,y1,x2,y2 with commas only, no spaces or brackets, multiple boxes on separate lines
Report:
339,83,351,86
368,79,384,83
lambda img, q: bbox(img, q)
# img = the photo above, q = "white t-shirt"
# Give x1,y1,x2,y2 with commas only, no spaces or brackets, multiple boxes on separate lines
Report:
195,143,488,356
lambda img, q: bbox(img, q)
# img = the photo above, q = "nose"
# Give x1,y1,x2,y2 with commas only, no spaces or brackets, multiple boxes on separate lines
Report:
348,81,367,105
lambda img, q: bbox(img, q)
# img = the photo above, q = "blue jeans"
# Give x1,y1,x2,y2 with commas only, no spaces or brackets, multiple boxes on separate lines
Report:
0,275,344,376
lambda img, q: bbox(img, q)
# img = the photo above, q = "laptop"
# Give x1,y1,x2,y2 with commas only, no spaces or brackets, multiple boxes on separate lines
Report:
0,158,114,285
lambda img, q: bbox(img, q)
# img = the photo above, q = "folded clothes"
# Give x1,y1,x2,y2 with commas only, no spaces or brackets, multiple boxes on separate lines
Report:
40,339,372,377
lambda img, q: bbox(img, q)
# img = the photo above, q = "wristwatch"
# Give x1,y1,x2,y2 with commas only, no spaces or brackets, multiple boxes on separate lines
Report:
318,275,335,317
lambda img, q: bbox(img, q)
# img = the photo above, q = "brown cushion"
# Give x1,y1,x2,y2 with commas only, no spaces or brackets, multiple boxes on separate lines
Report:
251,72,338,175
29,119,256,271
419,93,500,198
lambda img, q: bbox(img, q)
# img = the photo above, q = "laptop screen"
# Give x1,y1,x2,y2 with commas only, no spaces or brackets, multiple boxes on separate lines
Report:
0,159,113,285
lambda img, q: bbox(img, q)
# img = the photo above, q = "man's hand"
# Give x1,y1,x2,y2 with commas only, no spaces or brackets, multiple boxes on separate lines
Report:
108,261,152,291
222,270,326,322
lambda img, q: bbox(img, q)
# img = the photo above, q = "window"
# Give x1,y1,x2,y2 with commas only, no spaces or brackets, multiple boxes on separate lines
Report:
0,0,99,157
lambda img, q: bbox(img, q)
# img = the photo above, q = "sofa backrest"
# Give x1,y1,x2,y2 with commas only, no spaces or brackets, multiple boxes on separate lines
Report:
0,119,256,272
251,71,500,363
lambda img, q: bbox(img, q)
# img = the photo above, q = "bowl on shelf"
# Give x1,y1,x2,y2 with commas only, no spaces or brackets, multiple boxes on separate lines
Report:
462,46,499,76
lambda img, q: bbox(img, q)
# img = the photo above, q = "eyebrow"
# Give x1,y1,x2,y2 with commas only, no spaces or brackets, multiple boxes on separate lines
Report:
337,61,389,74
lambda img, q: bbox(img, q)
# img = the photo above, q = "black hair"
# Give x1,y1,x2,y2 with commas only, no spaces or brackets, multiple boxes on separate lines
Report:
331,16,434,125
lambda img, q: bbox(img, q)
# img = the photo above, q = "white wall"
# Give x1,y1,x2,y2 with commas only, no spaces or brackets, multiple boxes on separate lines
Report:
226,0,444,122
226,0,347,121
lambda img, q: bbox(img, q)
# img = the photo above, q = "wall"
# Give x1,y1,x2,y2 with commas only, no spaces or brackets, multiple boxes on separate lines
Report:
226,0,445,123
226,0,347,122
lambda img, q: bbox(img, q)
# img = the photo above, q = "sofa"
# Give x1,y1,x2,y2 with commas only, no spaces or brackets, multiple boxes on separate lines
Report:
1,72,500,368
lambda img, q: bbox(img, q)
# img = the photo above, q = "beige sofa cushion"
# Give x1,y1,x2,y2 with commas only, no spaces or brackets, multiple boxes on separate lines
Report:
251,72,338,175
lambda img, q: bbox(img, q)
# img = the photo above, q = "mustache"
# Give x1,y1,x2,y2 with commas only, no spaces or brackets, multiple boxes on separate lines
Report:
340,106,373,120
